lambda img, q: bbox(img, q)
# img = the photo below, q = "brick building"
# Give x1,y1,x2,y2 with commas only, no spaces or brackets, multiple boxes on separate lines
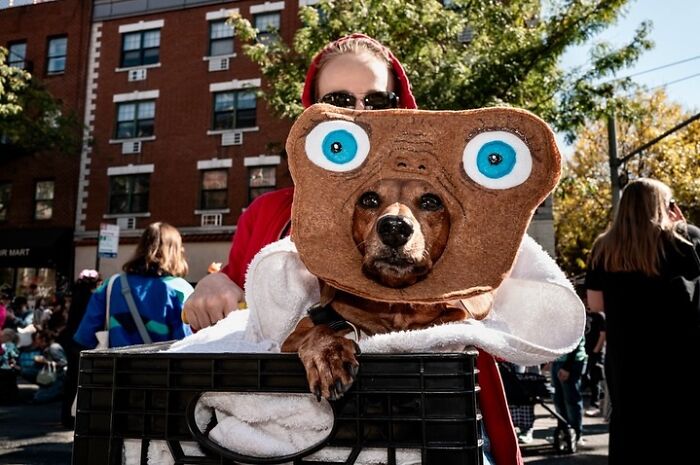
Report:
73,0,306,281
0,0,92,299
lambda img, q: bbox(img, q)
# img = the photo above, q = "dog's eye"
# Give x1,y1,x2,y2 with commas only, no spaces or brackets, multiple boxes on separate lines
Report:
462,131,532,190
358,192,380,209
419,194,443,211
304,120,370,172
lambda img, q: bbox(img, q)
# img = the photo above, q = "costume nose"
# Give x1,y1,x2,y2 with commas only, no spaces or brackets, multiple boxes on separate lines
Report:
377,215,413,248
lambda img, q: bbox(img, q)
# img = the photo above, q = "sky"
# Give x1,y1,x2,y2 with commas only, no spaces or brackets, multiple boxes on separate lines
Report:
556,0,700,152
560,0,700,111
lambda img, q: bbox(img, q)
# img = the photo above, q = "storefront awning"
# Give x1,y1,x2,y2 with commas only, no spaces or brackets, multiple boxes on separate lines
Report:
0,228,73,268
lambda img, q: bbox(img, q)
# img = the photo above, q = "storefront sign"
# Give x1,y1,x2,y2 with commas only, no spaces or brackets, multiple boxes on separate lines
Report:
0,248,31,257
98,223,120,258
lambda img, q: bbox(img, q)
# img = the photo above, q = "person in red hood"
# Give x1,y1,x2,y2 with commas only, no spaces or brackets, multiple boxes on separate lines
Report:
183,33,522,465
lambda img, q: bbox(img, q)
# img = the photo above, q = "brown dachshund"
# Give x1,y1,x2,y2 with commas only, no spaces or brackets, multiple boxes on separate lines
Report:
282,179,493,400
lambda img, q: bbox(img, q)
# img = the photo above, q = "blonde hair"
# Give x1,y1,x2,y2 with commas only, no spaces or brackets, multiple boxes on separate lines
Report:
314,36,394,100
123,222,189,277
589,178,688,276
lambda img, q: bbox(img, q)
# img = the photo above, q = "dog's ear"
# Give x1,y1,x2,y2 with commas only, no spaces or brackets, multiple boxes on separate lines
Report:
286,104,561,303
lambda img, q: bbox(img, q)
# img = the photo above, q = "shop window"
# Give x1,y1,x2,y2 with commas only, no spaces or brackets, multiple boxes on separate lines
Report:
0,183,10,221
248,166,276,204
212,90,256,129
200,169,228,210
209,20,234,56
34,180,54,220
109,174,150,214
116,100,155,139
8,41,27,69
121,29,160,68
15,267,56,303
46,36,67,74
253,12,280,45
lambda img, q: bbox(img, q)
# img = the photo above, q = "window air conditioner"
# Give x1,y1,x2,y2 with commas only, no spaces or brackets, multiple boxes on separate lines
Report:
201,213,223,227
221,131,243,146
116,217,136,230
121,140,142,154
208,57,230,72
127,68,147,81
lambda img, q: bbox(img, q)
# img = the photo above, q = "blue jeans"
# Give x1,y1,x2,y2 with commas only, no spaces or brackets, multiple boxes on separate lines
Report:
551,360,585,437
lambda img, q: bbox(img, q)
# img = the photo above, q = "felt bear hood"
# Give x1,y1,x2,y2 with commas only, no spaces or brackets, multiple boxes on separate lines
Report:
286,104,561,303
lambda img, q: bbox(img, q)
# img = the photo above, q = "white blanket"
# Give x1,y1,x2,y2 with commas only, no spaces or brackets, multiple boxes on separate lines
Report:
124,234,584,464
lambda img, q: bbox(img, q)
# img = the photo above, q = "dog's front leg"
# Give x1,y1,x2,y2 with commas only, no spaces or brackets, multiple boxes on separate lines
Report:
282,317,359,401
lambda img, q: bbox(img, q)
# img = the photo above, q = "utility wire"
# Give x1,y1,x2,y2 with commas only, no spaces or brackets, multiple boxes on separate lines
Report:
610,54,700,81
650,71,700,91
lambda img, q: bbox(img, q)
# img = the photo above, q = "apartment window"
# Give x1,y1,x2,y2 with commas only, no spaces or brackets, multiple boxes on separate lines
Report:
209,20,234,56
8,42,27,69
213,91,256,129
116,100,155,139
109,174,150,214
254,12,280,45
34,180,54,220
248,166,276,203
0,183,10,221
200,169,228,210
121,29,160,67
46,36,67,74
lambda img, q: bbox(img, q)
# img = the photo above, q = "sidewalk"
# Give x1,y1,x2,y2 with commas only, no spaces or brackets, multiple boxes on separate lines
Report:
521,402,609,464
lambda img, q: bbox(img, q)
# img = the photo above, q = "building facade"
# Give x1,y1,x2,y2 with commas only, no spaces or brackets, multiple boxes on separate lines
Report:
0,0,92,299
73,0,305,281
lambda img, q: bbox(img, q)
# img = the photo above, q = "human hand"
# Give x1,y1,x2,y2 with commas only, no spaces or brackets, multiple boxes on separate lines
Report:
182,272,244,331
557,368,570,382
669,200,686,222
34,355,46,364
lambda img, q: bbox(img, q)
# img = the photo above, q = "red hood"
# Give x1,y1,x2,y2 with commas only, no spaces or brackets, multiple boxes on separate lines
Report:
301,33,417,110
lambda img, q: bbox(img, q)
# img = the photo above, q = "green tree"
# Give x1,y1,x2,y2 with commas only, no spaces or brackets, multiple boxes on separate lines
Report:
554,89,700,276
0,46,82,157
230,0,651,140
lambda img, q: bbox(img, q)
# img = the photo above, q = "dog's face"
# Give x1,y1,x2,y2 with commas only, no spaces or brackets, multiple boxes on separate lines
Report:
352,179,450,288
286,105,561,303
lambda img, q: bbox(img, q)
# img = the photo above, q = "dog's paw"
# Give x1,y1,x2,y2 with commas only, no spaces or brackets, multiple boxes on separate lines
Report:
298,326,360,401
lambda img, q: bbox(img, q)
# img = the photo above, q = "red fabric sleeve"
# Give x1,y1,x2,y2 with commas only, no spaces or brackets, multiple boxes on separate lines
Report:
477,351,523,465
221,204,255,289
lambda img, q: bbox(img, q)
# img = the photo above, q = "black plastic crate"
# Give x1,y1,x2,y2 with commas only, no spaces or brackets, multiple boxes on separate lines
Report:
73,342,482,465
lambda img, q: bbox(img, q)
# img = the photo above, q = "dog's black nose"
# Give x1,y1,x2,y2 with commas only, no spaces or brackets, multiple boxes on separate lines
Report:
377,215,413,248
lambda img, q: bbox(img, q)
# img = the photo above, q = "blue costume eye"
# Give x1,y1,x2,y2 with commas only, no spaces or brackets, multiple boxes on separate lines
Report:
305,120,370,172
322,129,357,165
463,131,532,189
476,141,516,179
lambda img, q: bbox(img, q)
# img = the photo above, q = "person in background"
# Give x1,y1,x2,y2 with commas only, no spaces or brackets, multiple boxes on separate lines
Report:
0,293,9,329
57,269,101,428
582,308,605,416
74,222,193,349
586,178,700,463
550,336,587,446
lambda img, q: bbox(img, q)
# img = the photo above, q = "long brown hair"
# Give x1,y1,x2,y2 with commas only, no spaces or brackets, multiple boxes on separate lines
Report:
589,178,688,276
122,222,188,277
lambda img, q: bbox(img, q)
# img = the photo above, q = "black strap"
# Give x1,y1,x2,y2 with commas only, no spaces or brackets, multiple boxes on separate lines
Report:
308,303,352,333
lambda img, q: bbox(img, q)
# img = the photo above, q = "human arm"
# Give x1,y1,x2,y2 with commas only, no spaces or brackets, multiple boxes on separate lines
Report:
166,278,195,339
182,272,244,331
72,282,109,349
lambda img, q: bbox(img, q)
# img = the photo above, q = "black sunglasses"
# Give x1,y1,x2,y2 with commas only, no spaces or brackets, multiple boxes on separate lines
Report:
319,91,399,110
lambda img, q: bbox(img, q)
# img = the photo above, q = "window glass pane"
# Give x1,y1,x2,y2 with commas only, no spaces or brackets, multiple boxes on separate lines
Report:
133,175,150,193
123,33,141,51
131,193,149,213
35,201,53,220
117,122,135,139
249,167,276,187
121,50,141,68
35,181,54,200
136,119,154,137
137,101,155,119
214,113,234,130
8,43,26,67
202,191,228,210
255,13,280,31
250,186,275,202
236,108,257,128
118,103,136,122
202,170,228,189
48,37,67,57
142,48,160,65
0,184,10,221
210,40,234,57
142,30,160,48
214,93,235,111
210,21,234,39
109,194,129,214
237,91,257,109
47,57,66,73
110,176,129,194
